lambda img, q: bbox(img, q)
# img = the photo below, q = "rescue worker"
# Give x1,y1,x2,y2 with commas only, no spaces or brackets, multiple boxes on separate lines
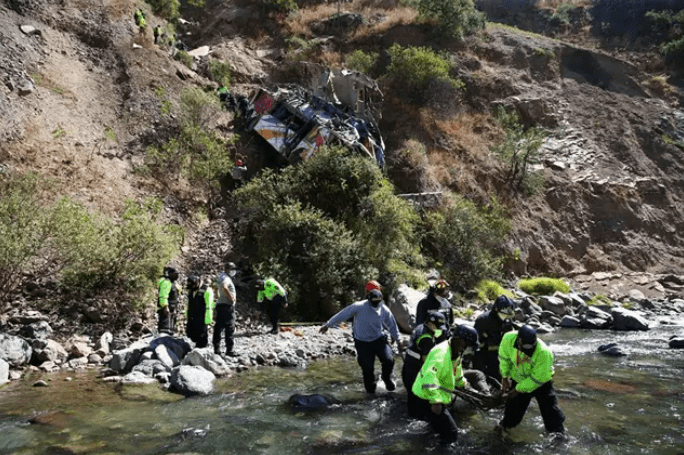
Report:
213,262,238,356
402,311,448,418
320,289,400,394
365,280,382,294
255,277,288,334
217,85,230,102
416,279,453,329
412,324,479,443
185,275,214,348
497,325,565,434
153,25,162,44
157,266,181,334
474,295,516,382
134,8,146,36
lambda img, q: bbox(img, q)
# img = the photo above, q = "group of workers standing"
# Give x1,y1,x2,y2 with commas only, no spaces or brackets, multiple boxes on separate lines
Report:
156,263,288,356
319,279,565,444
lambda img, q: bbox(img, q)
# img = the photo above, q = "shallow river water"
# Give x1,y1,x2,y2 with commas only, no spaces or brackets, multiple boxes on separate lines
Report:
1,321,683,455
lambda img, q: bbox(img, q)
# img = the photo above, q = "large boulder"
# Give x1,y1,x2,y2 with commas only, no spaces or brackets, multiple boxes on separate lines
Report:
132,359,171,377
669,337,684,349
610,307,649,331
154,344,180,369
20,321,53,340
66,339,93,358
171,365,215,396
182,348,229,376
95,332,113,356
277,351,307,369
559,315,581,328
109,339,150,373
0,358,8,384
579,306,612,329
540,296,568,316
32,339,69,365
0,334,32,367
388,284,424,333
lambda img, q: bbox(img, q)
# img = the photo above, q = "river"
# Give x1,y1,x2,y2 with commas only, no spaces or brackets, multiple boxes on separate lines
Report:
1,320,683,455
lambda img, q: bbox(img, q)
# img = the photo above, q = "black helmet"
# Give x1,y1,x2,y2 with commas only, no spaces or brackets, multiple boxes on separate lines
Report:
187,275,201,291
494,295,515,315
163,266,178,280
427,312,448,331
452,324,478,349
516,325,538,351
226,262,237,270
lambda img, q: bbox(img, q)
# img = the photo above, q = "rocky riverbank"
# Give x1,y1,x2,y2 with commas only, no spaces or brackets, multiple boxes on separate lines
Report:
2,278,684,395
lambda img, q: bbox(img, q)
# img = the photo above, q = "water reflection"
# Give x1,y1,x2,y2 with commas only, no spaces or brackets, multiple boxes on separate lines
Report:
0,325,683,454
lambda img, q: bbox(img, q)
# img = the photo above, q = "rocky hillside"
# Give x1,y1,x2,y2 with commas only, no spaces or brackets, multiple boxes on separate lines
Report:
1,0,684,311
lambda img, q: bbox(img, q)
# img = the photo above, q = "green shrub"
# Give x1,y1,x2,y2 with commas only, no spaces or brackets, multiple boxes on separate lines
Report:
587,294,611,306
474,280,514,302
235,147,422,318
417,0,486,39
517,277,570,295
646,9,684,62
346,49,379,74
550,3,575,24
146,0,180,21
491,106,546,196
386,44,465,102
144,87,235,191
174,50,193,69
422,193,510,289
208,59,232,87
0,172,182,305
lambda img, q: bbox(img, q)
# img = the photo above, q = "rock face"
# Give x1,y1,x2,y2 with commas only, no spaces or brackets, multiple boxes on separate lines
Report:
388,284,424,333
610,308,649,331
0,334,32,367
171,365,215,396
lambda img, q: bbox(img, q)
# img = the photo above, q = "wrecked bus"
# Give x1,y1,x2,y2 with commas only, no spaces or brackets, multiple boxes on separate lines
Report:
231,64,385,166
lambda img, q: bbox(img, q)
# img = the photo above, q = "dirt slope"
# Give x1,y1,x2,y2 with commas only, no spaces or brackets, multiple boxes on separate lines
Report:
1,0,683,289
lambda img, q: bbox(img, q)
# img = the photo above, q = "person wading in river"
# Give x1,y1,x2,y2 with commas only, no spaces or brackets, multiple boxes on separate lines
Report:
497,325,566,434
473,295,516,382
412,324,480,444
403,311,449,418
319,289,400,394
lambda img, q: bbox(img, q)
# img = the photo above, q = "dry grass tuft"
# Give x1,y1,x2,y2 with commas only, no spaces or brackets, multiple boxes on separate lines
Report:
286,0,418,39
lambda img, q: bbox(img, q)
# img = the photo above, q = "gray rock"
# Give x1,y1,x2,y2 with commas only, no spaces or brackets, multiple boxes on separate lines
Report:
20,321,53,340
182,348,229,376
669,337,684,349
0,333,33,367
67,357,88,368
388,284,423,333
88,353,103,364
0,358,9,384
95,332,113,355
109,340,148,374
278,352,307,368
33,379,48,387
580,306,612,329
20,25,40,35
598,343,626,357
122,371,157,384
150,336,191,360
154,344,180,368
32,339,69,365
559,315,581,328
38,361,59,372
610,307,649,331
518,297,543,315
66,340,92,358
132,359,170,377
171,365,215,395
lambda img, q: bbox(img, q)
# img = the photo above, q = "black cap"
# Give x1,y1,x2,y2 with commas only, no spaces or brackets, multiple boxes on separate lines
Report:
427,312,448,331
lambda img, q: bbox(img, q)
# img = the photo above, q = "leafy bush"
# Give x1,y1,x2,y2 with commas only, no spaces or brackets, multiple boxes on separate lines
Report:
474,280,514,302
208,59,232,87
491,106,546,195
174,50,193,69
646,9,684,57
144,87,235,191
422,193,511,289
386,44,465,102
146,0,180,21
346,49,379,74
0,172,182,305
587,294,610,306
235,147,422,318
517,277,570,295
417,0,486,39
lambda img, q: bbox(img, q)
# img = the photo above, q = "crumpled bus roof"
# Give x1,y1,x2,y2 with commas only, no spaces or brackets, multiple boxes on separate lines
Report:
231,63,385,166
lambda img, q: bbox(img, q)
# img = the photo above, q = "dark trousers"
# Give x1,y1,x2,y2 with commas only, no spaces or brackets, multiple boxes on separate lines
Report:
266,294,286,330
474,349,502,382
213,304,235,353
354,337,394,393
157,307,176,335
187,321,208,348
427,406,458,443
501,380,565,432
402,356,429,418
